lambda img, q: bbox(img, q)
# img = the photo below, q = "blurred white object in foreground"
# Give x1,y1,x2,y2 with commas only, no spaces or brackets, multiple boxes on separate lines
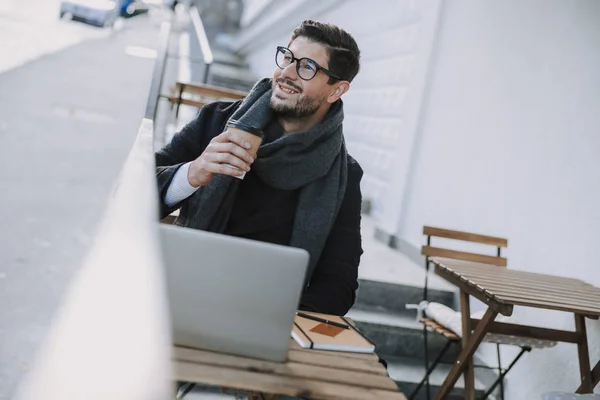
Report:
14,118,172,400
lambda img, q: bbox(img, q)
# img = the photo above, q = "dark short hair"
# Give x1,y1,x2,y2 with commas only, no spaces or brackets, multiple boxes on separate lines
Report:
289,20,360,84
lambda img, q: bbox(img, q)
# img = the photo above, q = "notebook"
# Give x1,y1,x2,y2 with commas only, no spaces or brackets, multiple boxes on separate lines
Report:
291,312,376,353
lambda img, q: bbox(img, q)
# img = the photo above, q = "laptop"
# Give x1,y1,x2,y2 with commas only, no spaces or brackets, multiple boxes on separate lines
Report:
159,224,309,362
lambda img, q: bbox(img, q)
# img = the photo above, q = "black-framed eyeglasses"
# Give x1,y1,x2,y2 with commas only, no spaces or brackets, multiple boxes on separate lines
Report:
275,46,342,81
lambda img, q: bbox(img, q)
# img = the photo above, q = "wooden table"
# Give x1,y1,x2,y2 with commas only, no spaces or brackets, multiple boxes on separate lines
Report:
431,257,600,400
172,340,406,399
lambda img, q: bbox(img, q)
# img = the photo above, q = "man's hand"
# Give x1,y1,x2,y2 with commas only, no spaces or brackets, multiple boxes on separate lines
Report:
187,130,255,187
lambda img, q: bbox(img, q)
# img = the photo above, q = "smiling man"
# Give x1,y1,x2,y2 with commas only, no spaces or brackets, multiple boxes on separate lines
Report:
155,20,362,316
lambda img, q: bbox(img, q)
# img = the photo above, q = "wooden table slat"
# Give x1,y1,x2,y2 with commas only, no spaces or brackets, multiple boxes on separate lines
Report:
478,290,600,311
467,282,600,310
286,347,388,375
174,360,406,400
470,280,600,303
447,269,588,288
448,264,598,288
502,296,600,317
434,260,591,287
288,345,380,362
456,273,600,300
437,266,514,315
173,346,396,391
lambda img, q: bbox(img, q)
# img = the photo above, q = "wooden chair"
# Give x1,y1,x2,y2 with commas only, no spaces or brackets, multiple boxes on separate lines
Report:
164,81,247,121
421,226,508,302
409,226,554,400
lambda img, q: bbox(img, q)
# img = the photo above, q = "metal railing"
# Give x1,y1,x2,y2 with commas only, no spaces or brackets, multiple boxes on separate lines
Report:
16,22,175,400
189,6,213,84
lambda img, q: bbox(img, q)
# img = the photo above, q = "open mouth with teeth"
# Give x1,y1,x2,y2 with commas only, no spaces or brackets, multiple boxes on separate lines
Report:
277,83,300,96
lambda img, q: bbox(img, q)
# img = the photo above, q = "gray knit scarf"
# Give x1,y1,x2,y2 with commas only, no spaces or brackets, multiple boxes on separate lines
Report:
184,78,348,283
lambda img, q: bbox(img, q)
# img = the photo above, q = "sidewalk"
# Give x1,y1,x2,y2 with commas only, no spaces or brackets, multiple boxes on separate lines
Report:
0,15,162,399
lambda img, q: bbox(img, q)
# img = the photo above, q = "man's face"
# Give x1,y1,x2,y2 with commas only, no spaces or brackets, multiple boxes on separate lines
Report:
270,37,333,119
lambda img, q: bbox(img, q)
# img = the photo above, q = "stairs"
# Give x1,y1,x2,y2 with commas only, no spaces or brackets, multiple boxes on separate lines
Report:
353,217,489,399
184,18,258,93
387,356,489,400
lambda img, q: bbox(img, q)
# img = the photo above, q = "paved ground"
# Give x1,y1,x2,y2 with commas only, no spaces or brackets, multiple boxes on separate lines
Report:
0,7,166,398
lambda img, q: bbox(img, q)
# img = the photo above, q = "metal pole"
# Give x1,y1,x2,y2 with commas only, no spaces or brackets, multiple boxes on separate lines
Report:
423,235,431,301
409,339,454,400
145,22,171,121
203,63,211,84
497,343,504,400
423,235,431,399
481,347,529,399
190,7,213,85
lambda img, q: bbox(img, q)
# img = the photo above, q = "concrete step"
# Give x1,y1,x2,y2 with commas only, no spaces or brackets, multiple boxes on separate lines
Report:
346,309,461,362
209,73,256,93
355,279,456,317
207,62,257,92
212,47,249,68
386,356,489,400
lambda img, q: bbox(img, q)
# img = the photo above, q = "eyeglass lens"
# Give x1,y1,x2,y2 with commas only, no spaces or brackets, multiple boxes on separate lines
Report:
276,47,318,80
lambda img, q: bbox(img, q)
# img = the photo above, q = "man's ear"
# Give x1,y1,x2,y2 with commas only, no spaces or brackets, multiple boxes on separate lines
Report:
327,81,350,103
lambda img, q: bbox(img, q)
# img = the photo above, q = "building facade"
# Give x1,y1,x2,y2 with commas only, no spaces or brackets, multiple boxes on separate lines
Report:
232,1,600,397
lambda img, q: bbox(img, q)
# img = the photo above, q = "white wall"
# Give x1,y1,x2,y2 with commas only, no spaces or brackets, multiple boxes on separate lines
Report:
239,0,274,27
398,0,600,397
236,0,442,233
237,0,600,397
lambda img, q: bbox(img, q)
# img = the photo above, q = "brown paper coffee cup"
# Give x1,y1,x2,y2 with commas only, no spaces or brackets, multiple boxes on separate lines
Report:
225,120,263,179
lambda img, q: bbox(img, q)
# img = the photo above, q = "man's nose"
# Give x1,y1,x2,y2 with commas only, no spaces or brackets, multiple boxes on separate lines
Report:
280,62,299,81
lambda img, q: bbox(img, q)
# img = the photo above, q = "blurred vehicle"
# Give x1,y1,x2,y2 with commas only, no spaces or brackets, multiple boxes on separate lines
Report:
60,0,120,27
121,0,151,17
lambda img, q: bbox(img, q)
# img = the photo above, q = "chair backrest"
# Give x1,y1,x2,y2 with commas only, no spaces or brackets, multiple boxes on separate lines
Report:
171,81,247,109
421,226,508,267
175,81,247,99
166,81,248,135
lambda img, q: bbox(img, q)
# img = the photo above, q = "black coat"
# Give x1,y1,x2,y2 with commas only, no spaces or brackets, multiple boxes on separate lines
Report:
155,101,363,316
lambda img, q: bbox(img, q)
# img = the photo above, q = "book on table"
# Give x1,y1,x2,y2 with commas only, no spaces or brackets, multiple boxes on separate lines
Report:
291,311,376,353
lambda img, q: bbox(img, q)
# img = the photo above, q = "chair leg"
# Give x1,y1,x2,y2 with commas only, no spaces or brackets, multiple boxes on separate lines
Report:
176,382,196,399
175,84,185,118
480,346,530,399
408,339,455,400
424,326,431,400
420,253,431,399
496,344,504,400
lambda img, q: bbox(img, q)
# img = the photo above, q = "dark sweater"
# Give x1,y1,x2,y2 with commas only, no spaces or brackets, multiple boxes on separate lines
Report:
155,101,363,315
224,118,298,244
